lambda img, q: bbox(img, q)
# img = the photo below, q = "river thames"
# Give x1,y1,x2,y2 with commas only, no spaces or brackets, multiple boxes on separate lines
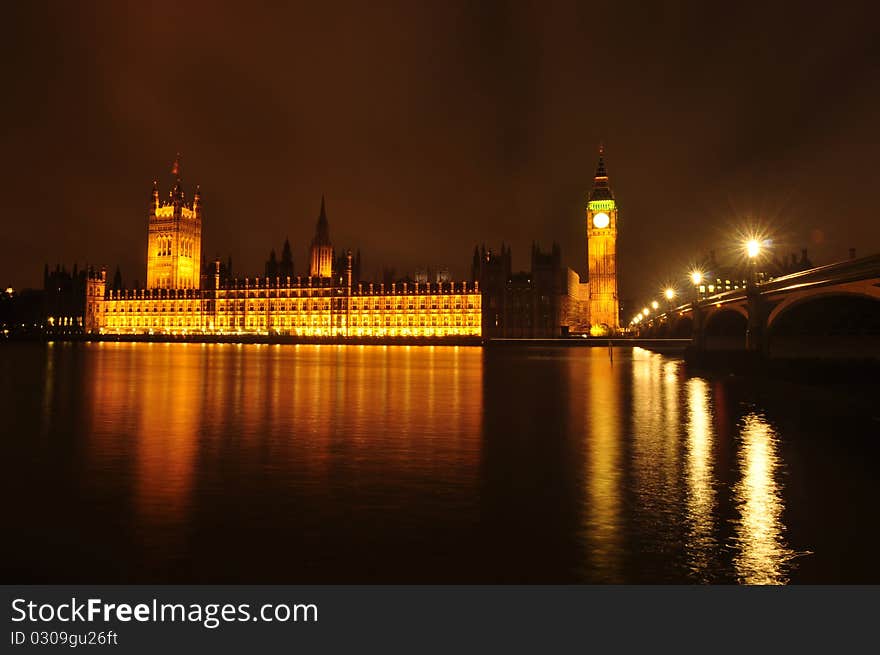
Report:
1,342,878,584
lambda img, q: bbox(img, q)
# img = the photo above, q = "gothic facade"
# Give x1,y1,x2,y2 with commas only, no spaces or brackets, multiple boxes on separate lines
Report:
83,150,620,340
146,157,202,289
470,147,620,337
85,162,481,338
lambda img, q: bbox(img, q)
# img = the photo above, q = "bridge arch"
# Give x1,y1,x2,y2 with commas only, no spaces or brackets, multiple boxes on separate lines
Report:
766,285,880,330
670,315,693,338
702,307,748,350
704,308,748,335
766,291,880,359
703,302,748,322
648,319,672,337
767,292,880,335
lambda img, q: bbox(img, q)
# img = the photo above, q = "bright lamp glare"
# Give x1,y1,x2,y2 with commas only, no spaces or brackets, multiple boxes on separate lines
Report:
746,239,761,258
651,300,659,310
664,288,675,300
690,271,703,285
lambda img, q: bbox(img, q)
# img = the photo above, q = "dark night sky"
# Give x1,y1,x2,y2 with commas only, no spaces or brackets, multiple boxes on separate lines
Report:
3,1,880,304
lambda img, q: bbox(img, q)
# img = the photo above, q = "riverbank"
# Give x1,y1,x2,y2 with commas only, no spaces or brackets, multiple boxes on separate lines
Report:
3,332,484,347
2,332,690,350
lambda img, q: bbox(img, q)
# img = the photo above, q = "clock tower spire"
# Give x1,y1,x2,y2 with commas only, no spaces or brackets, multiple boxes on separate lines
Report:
586,144,620,335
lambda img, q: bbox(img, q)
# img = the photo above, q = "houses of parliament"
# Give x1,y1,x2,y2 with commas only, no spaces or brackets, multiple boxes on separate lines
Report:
77,152,620,339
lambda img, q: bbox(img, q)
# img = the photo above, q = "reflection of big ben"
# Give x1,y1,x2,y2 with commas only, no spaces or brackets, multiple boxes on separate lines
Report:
586,146,620,336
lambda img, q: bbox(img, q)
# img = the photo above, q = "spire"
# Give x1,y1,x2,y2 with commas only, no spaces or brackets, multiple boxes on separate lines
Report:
595,143,607,178
589,143,614,201
313,195,331,245
280,237,293,277
167,153,185,205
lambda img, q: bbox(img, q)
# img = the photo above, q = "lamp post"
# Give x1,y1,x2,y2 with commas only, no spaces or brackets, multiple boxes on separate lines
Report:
689,270,704,352
745,239,763,353
746,239,761,288
663,287,676,316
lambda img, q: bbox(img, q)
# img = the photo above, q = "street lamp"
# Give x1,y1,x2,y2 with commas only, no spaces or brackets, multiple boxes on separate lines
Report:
689,270,704,305
664,288,675,301
746,239,761,259
745,238,765,287
642,307,649,316
651,300,659,310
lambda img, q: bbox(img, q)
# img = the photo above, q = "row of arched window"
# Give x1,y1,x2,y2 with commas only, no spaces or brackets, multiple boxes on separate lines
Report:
157,236,196,258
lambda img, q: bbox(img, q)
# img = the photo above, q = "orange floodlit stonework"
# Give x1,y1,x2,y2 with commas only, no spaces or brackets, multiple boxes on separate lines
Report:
88,271,481,338
82,147,620,339
84,160,481,339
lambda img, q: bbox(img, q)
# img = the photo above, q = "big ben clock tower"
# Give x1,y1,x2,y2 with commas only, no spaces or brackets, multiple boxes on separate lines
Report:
586,146,620,335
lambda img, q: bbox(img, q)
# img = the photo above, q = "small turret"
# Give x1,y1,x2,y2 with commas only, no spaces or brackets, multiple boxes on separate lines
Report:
280,238,294,277
150,180,159,215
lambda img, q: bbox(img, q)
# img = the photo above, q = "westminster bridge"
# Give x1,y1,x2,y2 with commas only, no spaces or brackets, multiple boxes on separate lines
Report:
636,252,880,361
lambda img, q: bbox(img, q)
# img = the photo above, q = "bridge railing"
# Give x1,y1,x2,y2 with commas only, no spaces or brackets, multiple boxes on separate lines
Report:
757,252,880,293
648,252,880,323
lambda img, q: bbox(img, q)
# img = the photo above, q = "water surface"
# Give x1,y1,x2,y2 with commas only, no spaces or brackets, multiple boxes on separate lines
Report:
2,342,877,583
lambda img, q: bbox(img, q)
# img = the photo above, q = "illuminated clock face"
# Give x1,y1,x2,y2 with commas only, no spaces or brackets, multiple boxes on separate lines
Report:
592,212,610,229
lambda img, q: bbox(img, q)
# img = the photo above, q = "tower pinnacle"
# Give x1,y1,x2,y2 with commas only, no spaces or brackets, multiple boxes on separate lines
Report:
310,195,334,277
150,180,159,214
590,145,613,201
314,195,330,245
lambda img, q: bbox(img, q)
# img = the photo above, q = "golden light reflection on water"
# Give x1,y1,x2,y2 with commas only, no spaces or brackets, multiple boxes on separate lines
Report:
86,343,201,542
55,342,812,582
39,342,57,440
580,351,623,581
732,412,796,585
630,349,683,558
84,343,483,539
134,344,200,531
684,377,717,581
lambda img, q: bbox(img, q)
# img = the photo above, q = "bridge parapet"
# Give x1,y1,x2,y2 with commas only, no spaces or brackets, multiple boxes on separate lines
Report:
637,253,880,361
